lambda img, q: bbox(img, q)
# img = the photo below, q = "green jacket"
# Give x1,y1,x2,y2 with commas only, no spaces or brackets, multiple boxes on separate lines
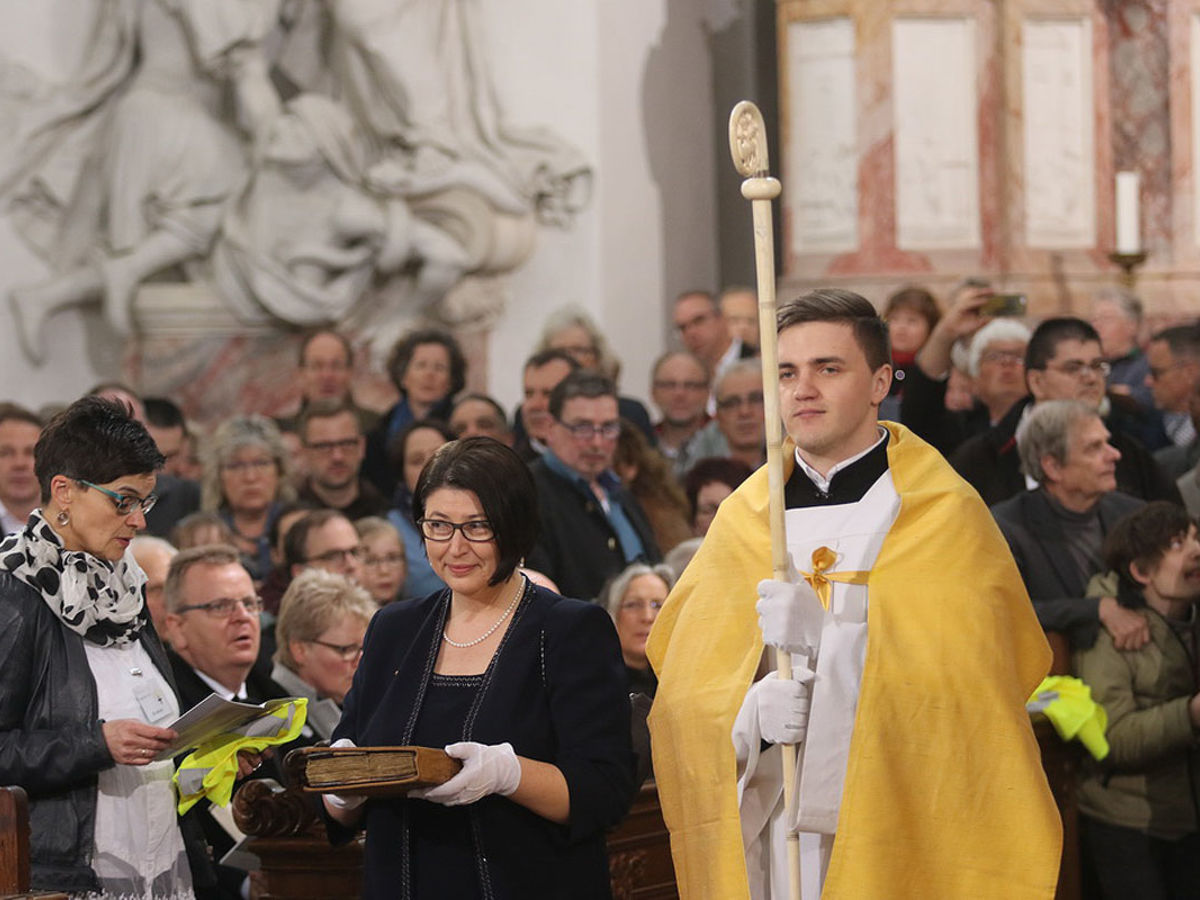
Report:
1073,590,1200,838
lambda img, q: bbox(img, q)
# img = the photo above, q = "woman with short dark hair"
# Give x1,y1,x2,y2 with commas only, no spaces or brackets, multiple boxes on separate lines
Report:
327,437,635,898
363,328,466,497
0,396,209,896
385,419,455,599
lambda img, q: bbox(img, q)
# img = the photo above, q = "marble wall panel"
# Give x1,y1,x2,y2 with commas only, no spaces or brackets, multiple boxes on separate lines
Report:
1107,1,1171,259
1022,18,1096,248
1191,12,1200,248
892,16,981,250
784,17,859,255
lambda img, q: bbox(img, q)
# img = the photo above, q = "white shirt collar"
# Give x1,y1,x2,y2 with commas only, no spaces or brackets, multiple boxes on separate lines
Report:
0,500,25,536
194,667,248,702
794,426,887,494
705,338,747,416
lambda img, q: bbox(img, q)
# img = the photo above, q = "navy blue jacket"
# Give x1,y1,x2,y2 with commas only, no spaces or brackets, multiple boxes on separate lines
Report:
333,583,636,899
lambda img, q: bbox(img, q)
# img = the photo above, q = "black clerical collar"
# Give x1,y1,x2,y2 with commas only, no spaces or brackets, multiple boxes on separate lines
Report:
785,431,890,508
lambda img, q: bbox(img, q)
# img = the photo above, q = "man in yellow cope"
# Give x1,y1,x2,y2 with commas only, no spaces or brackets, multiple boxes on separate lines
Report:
647,289,1062,899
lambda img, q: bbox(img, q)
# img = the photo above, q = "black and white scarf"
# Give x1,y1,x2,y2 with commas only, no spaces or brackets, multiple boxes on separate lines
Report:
0,510,146,647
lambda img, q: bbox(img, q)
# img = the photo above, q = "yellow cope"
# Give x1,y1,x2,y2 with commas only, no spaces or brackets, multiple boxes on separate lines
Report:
647,423,1061,899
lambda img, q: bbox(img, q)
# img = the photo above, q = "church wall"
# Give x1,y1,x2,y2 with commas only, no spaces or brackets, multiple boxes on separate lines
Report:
775,0,1197,329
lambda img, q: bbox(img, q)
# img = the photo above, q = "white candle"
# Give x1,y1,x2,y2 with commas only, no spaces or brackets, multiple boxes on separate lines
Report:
1115,171,1141,254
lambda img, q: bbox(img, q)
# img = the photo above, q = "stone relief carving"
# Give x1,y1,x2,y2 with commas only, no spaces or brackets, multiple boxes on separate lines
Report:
0,0,592,363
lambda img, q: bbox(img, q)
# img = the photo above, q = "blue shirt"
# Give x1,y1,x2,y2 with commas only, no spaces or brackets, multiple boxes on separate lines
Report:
542,451,646,563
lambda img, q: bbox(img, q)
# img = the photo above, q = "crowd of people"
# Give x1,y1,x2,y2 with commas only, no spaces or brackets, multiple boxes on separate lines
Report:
2,280,1200,897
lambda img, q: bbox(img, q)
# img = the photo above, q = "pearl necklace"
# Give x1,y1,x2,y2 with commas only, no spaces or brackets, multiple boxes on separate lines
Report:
441,576,525,648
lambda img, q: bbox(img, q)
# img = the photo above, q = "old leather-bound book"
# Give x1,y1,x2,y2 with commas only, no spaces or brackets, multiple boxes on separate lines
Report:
285,746,461,796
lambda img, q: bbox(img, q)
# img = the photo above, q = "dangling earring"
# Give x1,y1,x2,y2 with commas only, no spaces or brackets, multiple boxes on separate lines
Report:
56,510,70,526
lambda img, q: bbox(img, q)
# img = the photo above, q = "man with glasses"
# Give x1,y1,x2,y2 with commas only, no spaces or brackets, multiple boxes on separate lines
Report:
951,317,1179,506
687,361,768,472
275,329,382,434
161,544,297,894
297,400,387,520
673,291,754,410
526,370,661,601
1146,323,1200,452
650,351,711,476
164,545,281,704
283,510,365,584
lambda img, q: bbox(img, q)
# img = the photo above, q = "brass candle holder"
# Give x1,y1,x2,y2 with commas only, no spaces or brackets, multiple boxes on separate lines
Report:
1108,251,1148,289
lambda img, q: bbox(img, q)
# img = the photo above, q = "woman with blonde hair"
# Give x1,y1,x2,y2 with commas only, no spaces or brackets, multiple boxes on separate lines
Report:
273,569,376,738
201,415,295,584
354,516,408,604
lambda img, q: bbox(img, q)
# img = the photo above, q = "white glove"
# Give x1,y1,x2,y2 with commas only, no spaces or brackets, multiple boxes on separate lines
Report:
756,578,825,655
323,738,366,812
750,670,814,746
409,741,522,806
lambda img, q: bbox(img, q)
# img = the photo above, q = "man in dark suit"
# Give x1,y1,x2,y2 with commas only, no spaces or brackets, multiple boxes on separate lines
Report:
163,545,294,896
992,400,1148,651
526,371,661,601
952,317,1178,507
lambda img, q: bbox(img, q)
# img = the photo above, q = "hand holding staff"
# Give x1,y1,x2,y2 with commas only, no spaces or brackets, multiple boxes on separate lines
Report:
728,100,801,900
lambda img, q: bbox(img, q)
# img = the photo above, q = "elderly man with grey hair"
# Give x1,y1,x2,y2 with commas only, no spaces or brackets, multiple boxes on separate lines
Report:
901,284,1032,456
130,535,177,639
684,359,767,472
991,399,1146,650
1089,287,1153,411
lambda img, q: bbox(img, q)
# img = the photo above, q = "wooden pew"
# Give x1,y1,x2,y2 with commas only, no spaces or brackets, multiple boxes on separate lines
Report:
231,779,678,899
1036,631,1082,900
0,786,67,900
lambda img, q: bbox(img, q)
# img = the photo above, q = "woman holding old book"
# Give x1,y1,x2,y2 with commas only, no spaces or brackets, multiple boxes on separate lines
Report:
326,437,636,898
0,396,214,898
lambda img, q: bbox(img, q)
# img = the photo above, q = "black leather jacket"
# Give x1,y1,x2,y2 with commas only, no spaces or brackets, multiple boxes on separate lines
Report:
0,572,217,895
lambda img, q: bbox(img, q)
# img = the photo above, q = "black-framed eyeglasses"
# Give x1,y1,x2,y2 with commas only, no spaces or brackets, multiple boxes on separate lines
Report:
418,518,496,542
979,350,1025,367
620,599,663,612
176,595,263,618
653,379,708,392
716,391,765,411
220,457,276,475
305,437,361,455
307,638,363,660
1148,361,1186,380
1044,360,1112,378
306,546,365,565
76,479,158,516
556,419,621,441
